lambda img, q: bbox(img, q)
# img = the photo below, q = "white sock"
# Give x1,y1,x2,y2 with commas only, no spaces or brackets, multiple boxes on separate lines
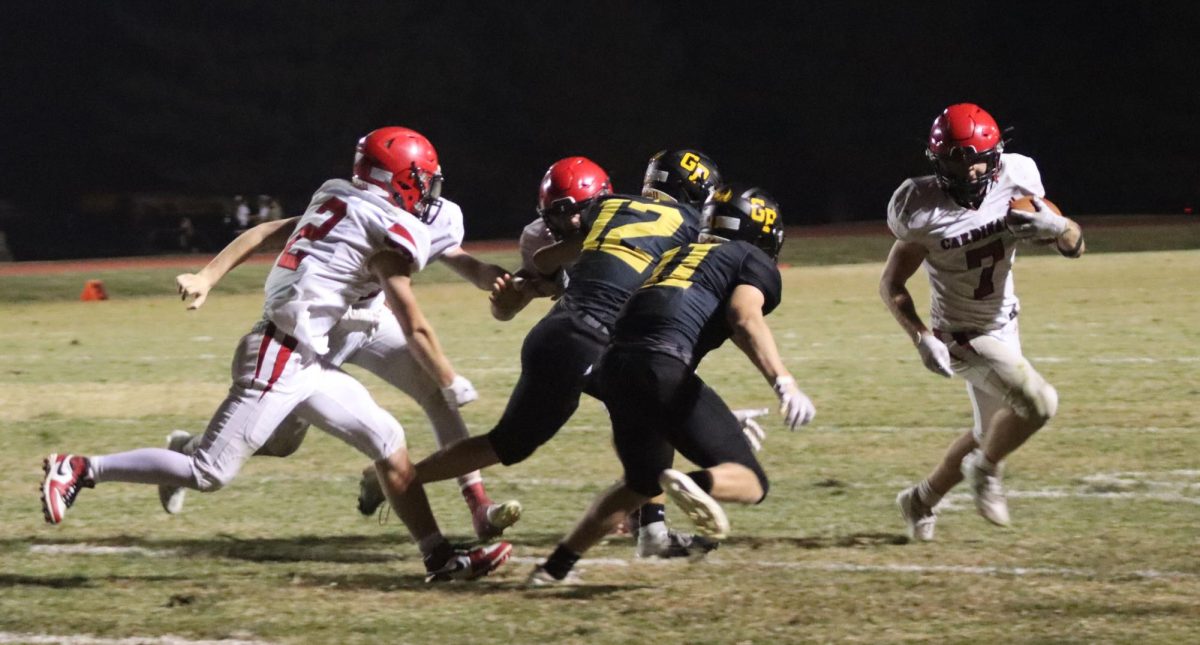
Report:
976,452,999,473
457,472,483,490
916,480,942,507
638,521,668,544
90,448,195,487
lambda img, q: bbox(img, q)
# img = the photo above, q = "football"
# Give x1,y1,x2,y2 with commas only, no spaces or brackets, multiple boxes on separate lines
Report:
1009,195,1063,216
1007,195,1064,242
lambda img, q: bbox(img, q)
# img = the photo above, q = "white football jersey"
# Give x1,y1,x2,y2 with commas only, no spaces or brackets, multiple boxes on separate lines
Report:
262,179,432,355
887,153,1045,332
519,218,570,289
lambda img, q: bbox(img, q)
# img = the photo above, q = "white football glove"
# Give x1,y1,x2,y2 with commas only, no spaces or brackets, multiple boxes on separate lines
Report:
1006,197,1067,240
772,377,816,430
440,375,479,410
916,332,954,378
733,407,770,452
176,273,213,310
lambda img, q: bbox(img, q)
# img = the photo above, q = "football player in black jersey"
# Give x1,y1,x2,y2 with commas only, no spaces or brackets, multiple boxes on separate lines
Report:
530,186,816,584
413,150,721,547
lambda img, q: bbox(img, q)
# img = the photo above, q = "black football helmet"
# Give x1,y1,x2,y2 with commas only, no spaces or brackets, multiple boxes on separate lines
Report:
642,149,722,208
701,185,785,259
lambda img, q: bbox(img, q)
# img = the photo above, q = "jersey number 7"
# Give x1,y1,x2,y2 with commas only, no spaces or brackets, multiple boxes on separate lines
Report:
965,238,1004,299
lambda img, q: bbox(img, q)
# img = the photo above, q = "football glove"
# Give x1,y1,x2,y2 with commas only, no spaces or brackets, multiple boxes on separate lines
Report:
1006,197,1067,240
441,375,479,410
772,377,816,430
916,332,954,378
732,408,770,452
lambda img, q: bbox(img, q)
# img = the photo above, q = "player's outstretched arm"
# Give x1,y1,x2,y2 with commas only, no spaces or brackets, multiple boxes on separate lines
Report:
176,216,298,310
879,240,952,377
438,246,512,290
531,233,584,276
370,249,457,389
727,284,815,430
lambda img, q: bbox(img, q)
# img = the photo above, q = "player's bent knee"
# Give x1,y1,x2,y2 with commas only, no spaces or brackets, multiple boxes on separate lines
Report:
193,470,233,493
1015,381,1058,427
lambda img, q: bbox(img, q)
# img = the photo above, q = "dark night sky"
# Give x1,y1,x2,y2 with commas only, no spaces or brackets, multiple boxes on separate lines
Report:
3,2,1199,243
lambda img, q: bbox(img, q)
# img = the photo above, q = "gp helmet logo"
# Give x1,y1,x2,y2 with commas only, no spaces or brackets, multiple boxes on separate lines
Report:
750,197,777,233
679,152,711,183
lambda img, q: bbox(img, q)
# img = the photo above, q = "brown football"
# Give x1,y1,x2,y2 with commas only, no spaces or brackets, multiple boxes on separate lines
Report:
1008,195,1062,216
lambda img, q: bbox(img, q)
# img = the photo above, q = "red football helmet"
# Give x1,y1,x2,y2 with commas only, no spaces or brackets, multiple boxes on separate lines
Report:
926,104,1005,209
352,126,444,220
537,156,613,235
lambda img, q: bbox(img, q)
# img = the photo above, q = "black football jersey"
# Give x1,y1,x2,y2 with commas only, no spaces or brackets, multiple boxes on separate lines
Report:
563,194,702,329
612,240,783,367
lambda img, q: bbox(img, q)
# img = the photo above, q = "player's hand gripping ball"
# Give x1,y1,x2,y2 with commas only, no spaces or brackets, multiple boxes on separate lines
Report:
1006,196,1065,241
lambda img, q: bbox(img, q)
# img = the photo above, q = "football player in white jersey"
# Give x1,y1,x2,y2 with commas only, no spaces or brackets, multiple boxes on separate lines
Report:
881,104,1085,540
168,129,522,542
40,127,512,581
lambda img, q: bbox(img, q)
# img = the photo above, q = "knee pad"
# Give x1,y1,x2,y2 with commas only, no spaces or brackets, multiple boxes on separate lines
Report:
1011,380,1058,426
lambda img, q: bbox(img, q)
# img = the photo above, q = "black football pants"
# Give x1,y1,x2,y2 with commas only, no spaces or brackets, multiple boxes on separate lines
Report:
486,307,607,465
596,348,769,499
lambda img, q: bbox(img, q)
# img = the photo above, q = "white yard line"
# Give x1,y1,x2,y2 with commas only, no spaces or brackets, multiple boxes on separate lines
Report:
509,556,1197,580
0,633,273,645
28,544,179,557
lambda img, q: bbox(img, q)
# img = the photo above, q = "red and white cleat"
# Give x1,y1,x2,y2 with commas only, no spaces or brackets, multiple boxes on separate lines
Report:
41,454,94,525
425,541,513,583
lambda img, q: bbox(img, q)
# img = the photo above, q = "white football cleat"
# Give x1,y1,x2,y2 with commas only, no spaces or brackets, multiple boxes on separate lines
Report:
525,564,581,587
158,430,193,514
658,469,729,540
961,450,1010,527
896,486,938,542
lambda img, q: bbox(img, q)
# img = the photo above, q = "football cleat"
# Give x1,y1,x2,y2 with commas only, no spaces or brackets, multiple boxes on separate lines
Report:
41,454,94,525
357,467,386,517
962,450,1011,527
636,528,720,559
658,469,730,540
525,564,581,587
424,541,513,583
158,430,194,514
896,486,938,542
473,500,523,542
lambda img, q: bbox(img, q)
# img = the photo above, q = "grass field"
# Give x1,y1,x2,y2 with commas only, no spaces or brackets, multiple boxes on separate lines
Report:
1,224,1198,643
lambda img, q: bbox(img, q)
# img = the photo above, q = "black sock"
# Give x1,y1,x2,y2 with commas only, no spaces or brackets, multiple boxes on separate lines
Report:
638,503,666,526
542,544,581,580
687,470,714,494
